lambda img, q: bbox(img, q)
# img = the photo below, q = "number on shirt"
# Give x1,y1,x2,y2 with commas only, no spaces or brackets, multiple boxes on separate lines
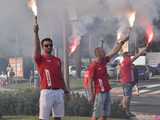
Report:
44,69,52,87
98,79,105,92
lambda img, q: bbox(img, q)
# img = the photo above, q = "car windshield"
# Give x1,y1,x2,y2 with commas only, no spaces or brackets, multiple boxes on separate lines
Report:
71,66,76,71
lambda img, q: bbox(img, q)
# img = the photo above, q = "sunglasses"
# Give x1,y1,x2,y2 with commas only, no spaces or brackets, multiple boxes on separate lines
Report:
44,44,53,48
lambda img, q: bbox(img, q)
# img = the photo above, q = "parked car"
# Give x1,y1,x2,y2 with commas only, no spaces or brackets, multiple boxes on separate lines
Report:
107,63,118,79
69,65,87,77
81,66,87,77
69,66,76,77
135,65,149,80
147,64,160,77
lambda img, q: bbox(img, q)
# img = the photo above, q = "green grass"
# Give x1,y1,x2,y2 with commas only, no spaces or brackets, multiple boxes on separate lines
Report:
1,116,89,120
8,83,32,90
1,116,125,120
7,79,120,91
110,81,121,88
70,79,84,90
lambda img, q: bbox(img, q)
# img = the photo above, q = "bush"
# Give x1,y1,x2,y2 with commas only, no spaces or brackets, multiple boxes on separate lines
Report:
0,90,127,118
110,99,128,118
0,90,92,116
65,93,92,116
65,94,128,118
0,88,39,116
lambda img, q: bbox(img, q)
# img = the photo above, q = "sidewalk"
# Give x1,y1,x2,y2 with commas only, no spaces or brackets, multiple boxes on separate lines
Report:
110,114,157,120
111,87,160,120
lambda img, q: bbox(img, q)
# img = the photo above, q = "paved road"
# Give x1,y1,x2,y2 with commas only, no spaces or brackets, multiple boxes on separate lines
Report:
111,77,160,120
131,80,160,115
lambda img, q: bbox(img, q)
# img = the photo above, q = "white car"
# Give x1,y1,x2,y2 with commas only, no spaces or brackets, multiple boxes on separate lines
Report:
69,66,86,77
69,66,76,77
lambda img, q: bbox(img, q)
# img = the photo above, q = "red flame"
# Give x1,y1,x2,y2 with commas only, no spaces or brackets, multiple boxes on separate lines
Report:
127,11,136,27
27,0,37,16
69,36,80,55
140,16,154,45
146,23,154,45
83,70,90,89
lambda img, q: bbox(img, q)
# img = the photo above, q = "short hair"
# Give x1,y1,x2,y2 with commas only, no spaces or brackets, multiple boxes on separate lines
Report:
123,52,129,57
95,47,103,55
41,38,53,46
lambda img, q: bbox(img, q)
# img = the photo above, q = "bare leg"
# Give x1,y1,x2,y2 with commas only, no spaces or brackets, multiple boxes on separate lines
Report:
124,96,130,112
98,116,106,120
121,96,127,111
54,117,61,120
91,116,97,120
121,96,130,113
135,85,139,96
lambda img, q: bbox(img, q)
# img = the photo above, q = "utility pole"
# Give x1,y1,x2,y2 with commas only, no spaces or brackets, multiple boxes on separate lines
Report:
68,0,81,78
101,40,104,48
62,0,70,90
63,27,70,89
89,34,92,62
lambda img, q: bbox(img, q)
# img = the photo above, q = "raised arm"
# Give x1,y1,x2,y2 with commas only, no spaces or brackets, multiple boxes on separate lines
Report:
34,16,41,57
131,45,148,63
107,36,129,58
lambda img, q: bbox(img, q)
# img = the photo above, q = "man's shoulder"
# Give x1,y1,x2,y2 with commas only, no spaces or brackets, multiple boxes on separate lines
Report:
51,56,62,65
52,56,61,61
89,60,98,68
34,54,43,64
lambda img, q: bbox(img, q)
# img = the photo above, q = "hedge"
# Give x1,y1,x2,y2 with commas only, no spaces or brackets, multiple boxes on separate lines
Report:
0,89,127,118
0,89,39,116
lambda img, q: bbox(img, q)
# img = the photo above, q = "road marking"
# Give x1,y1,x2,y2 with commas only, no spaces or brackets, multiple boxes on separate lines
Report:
139,89,150,94
148,90,160,94
146,84,160,88
139,84,160,95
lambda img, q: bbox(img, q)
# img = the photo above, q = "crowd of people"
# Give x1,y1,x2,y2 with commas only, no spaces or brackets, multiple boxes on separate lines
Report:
0,64,15,87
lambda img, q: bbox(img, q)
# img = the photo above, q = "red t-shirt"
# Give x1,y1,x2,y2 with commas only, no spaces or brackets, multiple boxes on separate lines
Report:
120,57,133,84
34,54,64,90
88,56,111,94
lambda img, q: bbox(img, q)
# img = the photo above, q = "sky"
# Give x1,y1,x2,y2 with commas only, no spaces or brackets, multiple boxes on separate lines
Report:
0,0,160,57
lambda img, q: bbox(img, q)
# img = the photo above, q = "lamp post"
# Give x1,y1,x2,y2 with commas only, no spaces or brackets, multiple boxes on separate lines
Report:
101,40,104,48
62,0,70,90
68,0,81,78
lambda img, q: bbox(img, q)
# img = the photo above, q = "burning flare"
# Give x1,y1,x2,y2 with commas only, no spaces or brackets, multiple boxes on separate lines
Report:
117,32,122,40
28,0,37,16
117,11,135,41
146,23,154,44
83,70,90,89
69,36,80,55
139,16,154,45
127,11,136,27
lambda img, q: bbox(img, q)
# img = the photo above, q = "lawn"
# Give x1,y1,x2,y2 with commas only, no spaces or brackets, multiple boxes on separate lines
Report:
7,79,120,91
1,116,89,120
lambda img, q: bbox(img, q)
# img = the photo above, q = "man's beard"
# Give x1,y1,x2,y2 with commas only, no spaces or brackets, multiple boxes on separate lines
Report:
45,50,52,55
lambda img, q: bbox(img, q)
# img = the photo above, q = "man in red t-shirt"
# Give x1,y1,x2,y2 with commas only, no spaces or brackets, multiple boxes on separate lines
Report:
120,47,148,117
33,23,68,120
88,36,129,120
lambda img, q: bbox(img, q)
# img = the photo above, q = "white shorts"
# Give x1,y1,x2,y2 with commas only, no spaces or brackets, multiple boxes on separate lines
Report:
39,89,64,120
